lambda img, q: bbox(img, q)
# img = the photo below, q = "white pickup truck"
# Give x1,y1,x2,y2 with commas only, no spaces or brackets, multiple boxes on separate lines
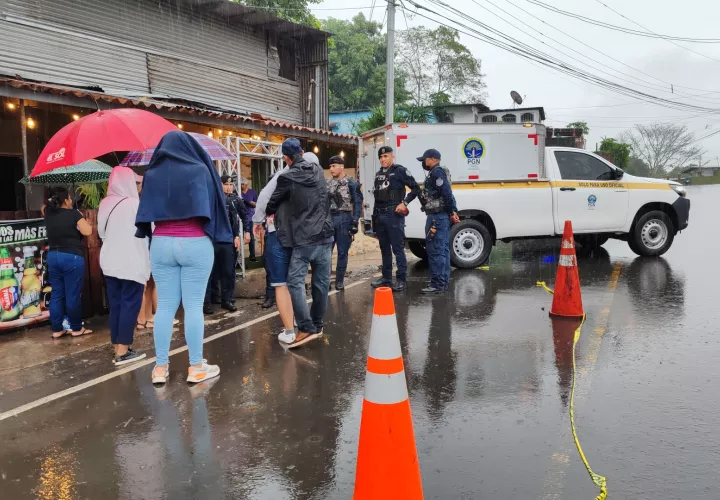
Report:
359,123,690,268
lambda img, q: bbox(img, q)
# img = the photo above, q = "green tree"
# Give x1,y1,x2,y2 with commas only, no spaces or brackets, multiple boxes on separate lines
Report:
566,121,590,135
324,14,411,111
235,0,321,27
599,137,630,170
626,157,651,177
397,26,486,106
353,105,432,135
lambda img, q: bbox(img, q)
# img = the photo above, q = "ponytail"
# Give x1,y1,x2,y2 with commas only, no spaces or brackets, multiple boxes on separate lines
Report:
47,187,70,210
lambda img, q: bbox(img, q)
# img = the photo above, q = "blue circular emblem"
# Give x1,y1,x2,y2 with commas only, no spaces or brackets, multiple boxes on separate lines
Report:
588,195,597,206
463,138,485,159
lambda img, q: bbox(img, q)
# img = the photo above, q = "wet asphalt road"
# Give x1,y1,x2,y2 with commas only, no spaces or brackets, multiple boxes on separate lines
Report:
1,186,719,499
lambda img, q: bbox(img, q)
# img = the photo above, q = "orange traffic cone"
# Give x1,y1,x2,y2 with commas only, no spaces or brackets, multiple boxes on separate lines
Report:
550,221,584,318
353,287,423,500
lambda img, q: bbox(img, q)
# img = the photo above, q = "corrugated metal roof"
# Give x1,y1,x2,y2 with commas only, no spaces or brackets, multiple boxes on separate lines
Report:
0,77,357,140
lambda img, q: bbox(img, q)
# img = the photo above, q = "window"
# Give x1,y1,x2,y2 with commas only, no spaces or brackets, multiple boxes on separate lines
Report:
521,112,534,122
481,115,498,123
502,113,516,123
554,151,616,181
269,33,297,81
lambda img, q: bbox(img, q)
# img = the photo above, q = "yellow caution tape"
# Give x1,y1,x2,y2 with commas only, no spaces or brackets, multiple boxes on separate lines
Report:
536,281,554,294
570,315,608,500
476,265,490,271
537,284,608,500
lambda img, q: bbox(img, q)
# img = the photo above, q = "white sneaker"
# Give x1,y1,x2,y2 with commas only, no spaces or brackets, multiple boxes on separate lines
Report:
278,330,296,344
152,365,169,384
187,360,220,384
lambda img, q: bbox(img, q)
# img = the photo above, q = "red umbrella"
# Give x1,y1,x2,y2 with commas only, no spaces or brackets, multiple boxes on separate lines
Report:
31,109,176,177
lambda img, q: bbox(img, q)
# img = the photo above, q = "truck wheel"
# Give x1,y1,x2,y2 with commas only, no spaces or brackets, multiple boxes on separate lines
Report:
407,240,428,261
629,211,675,257
450,219,492,269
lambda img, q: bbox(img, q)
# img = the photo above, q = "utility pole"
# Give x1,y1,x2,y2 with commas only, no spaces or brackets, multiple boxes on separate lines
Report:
385,0,396,125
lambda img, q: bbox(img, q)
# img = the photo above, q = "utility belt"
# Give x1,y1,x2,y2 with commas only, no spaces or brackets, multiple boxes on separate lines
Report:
374,205,399,214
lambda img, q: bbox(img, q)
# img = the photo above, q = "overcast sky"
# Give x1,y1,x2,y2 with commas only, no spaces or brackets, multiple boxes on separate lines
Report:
313,0,720,163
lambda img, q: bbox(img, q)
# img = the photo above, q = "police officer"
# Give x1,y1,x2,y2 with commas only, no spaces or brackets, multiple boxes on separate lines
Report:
371,145,421,292
204,175,250,314
327,155,363,290
417,149,457,294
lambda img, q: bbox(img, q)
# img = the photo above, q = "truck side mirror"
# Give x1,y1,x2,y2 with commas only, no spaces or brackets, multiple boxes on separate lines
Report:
615,168,625,180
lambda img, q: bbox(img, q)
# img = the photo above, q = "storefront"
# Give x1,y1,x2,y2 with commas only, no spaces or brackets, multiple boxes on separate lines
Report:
0,78,359,325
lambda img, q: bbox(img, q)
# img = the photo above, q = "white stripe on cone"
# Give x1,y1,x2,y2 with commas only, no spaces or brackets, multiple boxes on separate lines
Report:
559,254,576,267
562,239,574,249
364,371,410,405
368,314,403,360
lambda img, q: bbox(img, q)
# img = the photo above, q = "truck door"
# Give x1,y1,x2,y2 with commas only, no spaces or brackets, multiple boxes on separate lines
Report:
551,150,629,233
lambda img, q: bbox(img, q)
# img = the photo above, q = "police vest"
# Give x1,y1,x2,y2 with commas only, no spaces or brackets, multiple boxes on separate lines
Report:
373,166,405,206
327,177,353,213
422,166,446,214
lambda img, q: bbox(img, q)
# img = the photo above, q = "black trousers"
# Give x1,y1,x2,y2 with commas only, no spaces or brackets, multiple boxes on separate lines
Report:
205,243,236,305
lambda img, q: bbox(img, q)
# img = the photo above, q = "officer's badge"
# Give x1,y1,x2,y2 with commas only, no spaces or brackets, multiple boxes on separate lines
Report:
436,178,444,187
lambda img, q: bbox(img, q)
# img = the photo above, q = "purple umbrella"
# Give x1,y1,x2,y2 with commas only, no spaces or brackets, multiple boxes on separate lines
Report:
120,132,234,166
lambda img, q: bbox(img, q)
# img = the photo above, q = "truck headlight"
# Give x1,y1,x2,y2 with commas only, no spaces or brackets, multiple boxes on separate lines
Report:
671,185,687,197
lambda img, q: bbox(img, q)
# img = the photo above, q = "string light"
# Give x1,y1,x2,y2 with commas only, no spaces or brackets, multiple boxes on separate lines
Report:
207,130,213,137
217,129,223,135
228,131,233,136
177,123,183,129
340,151,345,157
72,114,80,121
6,102,16,110
26,118,36,129
313,145,319,154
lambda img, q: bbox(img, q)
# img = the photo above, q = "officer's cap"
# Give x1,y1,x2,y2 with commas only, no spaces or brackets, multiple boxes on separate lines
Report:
378,146,394,158
220,175,233,184
417,148,442,161
329,155,345,165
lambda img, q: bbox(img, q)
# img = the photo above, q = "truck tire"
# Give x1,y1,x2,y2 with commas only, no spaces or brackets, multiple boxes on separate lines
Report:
450,219,492,268
629,211,675,257
407,240,428,261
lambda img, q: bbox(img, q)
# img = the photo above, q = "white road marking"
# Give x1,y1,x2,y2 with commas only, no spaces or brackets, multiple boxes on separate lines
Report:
0,278,370,421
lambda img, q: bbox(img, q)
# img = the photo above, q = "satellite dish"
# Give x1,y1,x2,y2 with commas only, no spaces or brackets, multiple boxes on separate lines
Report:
510,90,523,107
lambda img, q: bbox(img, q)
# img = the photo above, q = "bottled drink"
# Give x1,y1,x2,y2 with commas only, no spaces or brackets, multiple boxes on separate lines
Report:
0,247,21,322
21,246,42,319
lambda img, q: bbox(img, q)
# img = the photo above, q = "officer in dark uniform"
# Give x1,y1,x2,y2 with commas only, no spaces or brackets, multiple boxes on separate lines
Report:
371,145,421,292
204,175,250,314
417,149,457,294
327,155,363,290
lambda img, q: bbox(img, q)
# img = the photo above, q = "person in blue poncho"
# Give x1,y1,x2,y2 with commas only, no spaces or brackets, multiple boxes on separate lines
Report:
135,130,232,385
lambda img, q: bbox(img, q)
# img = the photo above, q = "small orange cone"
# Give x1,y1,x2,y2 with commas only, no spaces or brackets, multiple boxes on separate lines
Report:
550,221,584,318
353,287,423,500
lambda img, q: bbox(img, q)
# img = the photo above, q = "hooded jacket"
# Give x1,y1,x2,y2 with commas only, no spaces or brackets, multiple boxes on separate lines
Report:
98,166,151,285
266,155,333,248
134,130,232,244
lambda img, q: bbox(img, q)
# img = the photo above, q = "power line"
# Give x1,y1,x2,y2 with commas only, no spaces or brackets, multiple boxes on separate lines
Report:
404,0,720,113
473,0,720,104
500,0,720,98
592,0,720,64
523,0,720,44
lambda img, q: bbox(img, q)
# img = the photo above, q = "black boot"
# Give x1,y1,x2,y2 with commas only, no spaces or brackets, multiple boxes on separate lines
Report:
261,295,275,309
391,281,406,292
335,280,345,291
203,304,214,315
421,286,444,294
371,277,392,288
221,302,238,312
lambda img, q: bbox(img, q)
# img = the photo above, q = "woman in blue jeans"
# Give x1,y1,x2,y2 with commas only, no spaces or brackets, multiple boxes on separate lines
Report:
135,130,233,385
44,187,93,338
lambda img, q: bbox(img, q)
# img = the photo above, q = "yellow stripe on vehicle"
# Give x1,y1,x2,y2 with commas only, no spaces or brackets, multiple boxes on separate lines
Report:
408,180,672,191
